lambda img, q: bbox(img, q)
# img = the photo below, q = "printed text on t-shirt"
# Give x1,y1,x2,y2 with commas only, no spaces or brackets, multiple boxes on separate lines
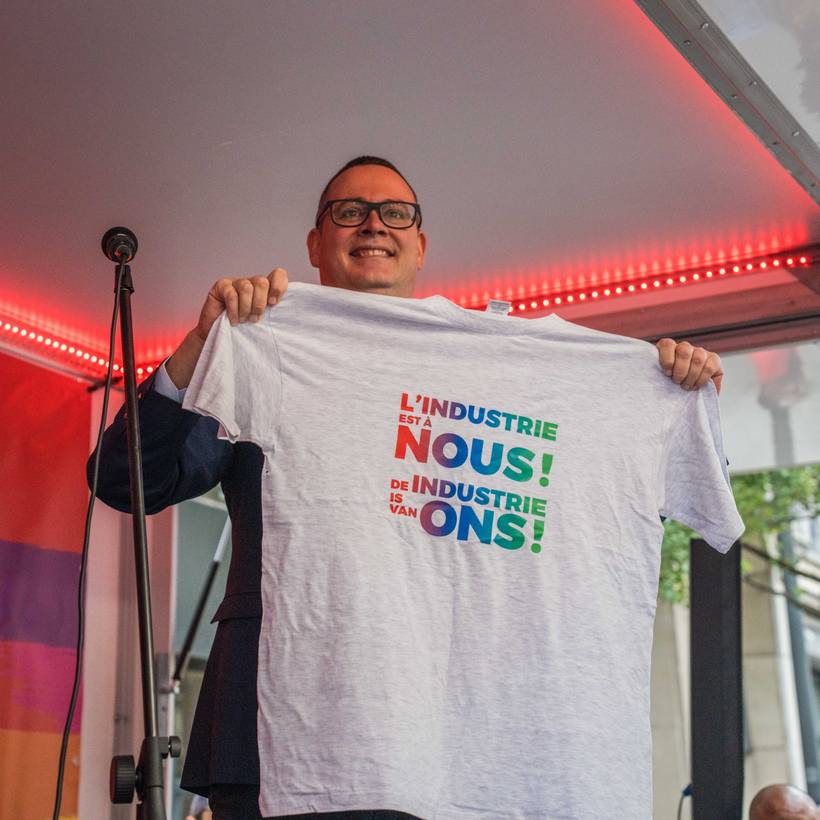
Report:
389,392,558,554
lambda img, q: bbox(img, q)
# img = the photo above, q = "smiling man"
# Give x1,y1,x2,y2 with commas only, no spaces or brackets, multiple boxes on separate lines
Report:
167,157,722,394
307,161,425,297
91,156,730,820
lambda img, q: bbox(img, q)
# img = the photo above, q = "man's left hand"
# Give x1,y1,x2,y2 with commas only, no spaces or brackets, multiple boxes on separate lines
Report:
656,338,724,395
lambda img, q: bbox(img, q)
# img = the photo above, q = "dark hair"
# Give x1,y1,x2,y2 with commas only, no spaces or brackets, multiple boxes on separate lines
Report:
315,156,420,226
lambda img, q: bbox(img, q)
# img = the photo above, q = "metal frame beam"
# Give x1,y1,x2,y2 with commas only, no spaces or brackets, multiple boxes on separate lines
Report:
635,0,820,204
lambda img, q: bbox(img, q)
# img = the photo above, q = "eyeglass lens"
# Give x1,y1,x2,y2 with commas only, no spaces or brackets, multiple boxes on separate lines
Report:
330,200,416,228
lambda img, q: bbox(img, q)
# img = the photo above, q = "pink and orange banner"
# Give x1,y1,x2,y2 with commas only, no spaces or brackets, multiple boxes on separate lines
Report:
0,351,91,819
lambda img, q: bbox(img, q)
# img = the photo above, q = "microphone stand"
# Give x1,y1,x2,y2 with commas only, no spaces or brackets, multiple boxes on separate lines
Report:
103,228,181,819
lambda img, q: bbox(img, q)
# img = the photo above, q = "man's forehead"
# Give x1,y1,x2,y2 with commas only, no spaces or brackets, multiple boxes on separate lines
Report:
326,165,415,202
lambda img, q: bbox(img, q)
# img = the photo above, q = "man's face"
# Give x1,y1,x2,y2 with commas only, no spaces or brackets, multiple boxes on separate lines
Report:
307,164,426,297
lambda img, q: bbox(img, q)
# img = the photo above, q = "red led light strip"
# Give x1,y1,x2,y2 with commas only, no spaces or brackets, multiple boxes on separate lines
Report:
0,319,161,380
502,252,812,314
0,250,814,378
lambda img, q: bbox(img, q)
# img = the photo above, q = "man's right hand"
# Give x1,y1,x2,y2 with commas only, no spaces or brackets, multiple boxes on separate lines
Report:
195,267,289,343
166,268,289,390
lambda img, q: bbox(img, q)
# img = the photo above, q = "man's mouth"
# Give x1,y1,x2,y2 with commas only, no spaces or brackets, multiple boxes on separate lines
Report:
350,247,394,258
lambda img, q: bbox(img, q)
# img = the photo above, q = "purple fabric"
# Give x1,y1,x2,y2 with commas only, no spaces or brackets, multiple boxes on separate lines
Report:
0,539,80,648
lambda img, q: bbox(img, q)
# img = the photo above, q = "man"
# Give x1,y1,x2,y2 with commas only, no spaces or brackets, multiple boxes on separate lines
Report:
90,156,726,819
164,158,722,394
749,784,819,819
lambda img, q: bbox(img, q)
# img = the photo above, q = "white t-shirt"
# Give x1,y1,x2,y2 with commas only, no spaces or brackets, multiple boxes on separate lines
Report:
183,280,744,819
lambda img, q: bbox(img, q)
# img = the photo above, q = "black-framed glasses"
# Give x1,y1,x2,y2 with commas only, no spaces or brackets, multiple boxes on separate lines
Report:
315,199,422,230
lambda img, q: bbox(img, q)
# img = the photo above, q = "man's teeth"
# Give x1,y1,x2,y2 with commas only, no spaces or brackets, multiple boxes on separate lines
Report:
352,249,391,257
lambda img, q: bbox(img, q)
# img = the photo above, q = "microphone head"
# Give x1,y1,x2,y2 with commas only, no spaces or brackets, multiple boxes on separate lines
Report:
101,227,138,263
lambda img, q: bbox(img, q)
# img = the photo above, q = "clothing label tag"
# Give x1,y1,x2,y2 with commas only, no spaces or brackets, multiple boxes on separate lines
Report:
485,299,511,317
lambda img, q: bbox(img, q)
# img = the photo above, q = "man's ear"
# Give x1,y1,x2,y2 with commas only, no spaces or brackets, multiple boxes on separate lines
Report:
416,230,427,269
307,227,321,268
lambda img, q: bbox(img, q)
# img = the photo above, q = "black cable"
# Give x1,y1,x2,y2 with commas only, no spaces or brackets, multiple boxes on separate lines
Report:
52,263,125,820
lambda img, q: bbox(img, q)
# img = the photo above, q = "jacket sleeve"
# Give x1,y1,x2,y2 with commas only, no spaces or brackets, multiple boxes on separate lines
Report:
87,371,234,514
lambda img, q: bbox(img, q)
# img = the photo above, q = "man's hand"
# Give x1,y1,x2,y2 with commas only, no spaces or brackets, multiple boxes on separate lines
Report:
656,338,724,395
195,268,289,344
166,268,289,391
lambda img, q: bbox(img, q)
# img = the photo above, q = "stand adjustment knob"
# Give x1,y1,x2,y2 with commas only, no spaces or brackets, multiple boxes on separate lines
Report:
110,754,137,803
168,736,182,758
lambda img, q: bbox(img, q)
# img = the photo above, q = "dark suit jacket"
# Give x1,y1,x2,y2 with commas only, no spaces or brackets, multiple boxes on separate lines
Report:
88,372,265,794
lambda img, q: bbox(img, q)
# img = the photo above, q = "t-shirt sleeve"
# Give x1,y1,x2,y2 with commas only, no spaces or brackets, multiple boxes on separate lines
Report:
182,311,282,451
656,380,745,553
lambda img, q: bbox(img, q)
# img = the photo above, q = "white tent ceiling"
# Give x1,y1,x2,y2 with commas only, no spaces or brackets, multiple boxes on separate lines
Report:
1,0,817,361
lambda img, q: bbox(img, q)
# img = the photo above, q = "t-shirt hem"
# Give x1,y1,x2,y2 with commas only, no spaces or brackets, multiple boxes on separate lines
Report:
668,510,745,553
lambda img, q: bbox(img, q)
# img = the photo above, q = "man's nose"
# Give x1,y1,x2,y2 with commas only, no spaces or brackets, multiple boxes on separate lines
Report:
357,208,387,234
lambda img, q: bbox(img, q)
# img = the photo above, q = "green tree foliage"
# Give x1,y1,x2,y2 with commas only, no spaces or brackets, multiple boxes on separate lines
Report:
658,465,820,605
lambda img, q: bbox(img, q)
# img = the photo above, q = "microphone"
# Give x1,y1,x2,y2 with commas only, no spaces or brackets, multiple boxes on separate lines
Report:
101,226,138,263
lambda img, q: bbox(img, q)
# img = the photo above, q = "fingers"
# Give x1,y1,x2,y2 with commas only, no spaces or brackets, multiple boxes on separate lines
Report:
267,267,289,304
656,338,723,393
213,278,239,324
679,345,708,390
222,277,265,323
215,270,289,325
233,279,255,323
199,278,239,337
240,276,270,323
196,270,289,341
656,338,677,376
